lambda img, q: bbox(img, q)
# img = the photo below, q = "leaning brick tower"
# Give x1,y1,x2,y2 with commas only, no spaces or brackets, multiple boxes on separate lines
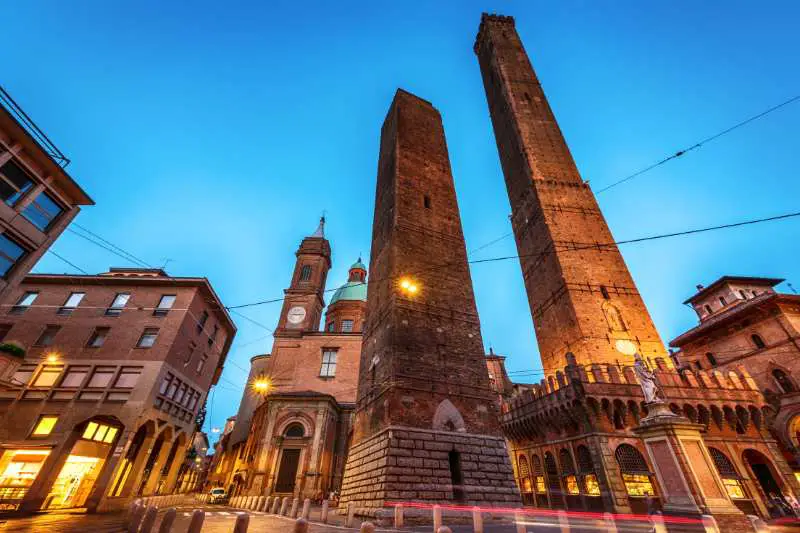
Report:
338,89,519,510
474,14,668,377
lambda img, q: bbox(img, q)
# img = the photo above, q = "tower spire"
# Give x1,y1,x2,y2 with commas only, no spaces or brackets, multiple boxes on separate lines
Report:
311,215,325,238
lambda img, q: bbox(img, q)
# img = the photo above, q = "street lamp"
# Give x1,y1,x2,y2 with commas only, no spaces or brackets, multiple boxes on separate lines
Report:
45,352,60,363
252,376,272,395
399,277,420,296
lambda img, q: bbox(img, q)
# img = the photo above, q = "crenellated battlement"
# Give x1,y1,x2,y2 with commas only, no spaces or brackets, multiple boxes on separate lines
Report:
473,13,515,54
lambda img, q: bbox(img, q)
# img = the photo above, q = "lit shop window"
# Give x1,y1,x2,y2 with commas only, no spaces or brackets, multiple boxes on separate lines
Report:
709,447,746,500
31,415,58,436
0,449,50,499
722,478,745,499
583,474,601,496
622,474,655,497
564,475,580,495
615,444,655,497
82,422,118,444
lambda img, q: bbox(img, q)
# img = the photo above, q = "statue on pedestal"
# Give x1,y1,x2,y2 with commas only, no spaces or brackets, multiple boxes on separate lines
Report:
633,352,663,404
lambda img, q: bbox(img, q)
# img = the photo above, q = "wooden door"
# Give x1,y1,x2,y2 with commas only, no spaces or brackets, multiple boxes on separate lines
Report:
275,449,300,493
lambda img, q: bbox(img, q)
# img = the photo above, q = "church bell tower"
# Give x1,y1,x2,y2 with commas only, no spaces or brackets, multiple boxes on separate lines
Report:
474,14,668,376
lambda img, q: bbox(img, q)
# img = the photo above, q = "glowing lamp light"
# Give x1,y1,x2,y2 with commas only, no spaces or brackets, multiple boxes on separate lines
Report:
46,352,60,363
399,277,420,296
252,377,272,394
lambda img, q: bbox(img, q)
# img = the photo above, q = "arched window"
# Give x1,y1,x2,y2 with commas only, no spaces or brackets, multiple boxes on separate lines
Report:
751,334,766,350
739,290,747,300
615,444,655,497
531,455,546,494
284,423,305,438
559,449,579,495
299,265,312,281
708,447,745,499
576,445,601,496
544,452,561,495
704,304,713,315
772,369,796,394
719,296,727,306
600,286,610,300
518,456,532,495
706,353,717,367
694,361,703,370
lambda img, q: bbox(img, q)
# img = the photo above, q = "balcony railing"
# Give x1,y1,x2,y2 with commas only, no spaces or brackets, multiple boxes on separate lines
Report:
0,85,70,168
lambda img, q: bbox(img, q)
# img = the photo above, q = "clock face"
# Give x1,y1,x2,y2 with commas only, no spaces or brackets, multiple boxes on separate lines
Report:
287,306,307,325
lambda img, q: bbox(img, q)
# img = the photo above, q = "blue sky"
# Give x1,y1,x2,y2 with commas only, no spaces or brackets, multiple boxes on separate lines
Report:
5,1,799,439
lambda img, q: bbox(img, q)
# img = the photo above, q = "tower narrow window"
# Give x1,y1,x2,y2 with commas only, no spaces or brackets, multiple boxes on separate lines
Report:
600,286,610,300
449,449,465,501
704,304,713,315
719,296,727,307
751,334,766,349
424,195,431,209
320,349,337,377
299,265,312,281
772,369,796,393
706,353,717,367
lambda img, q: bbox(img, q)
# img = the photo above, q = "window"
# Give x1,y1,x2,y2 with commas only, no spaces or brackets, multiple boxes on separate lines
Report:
532,455,546,494
449,449,465,501
706,353,717,367
87,367,115,388
600,285,610,300
32,366,63,388
105,293,130,316
719,296,727,307
751,334,766,349
188,391,199,410
424,195,431,209
208,325,218,347
704,304,713,315
320,349,337,377
708,447,745,499
60,367,89,387
196,311,208,333
0,160,34,206
31,415,58,437
299,265,312,281
185,341,196,365
82,422,118,443
136,327,159,348
114,367,142,389
0,323,12,341
10,291,37,314
341,320,354,333
175,383,187,404
167,378,180,398
22,191,63,231
197,354,208,374
11,365,35,386
772,369,796,394
615,444,655,497
34,325,60,347
57,292,85,315
285,423,305,438
326,322,335,332
159,373,174,395
153,295,176,317
86,327,110,348
576,446,601,496
0,233,26,277
694,361,703,370
739,290,747,299
518,456,532,493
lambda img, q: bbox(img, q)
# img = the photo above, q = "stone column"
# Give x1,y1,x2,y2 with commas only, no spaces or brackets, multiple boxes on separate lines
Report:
85,431,131,512
142,437,175,496
587,436,632,514
163,445,189,495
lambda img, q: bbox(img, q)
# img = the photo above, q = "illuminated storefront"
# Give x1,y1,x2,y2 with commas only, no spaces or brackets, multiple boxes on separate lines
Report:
615,444,657,513
0,449,51,509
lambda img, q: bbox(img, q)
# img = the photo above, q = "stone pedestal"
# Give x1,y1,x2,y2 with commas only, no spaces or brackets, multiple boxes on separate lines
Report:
634,403,754,530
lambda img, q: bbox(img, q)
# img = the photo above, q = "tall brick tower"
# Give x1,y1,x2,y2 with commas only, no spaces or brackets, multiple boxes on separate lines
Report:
339,90,518,510
274,217,331,335
474,14,667,376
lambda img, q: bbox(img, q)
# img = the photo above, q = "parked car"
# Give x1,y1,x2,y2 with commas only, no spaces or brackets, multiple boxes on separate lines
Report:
209,488,228,504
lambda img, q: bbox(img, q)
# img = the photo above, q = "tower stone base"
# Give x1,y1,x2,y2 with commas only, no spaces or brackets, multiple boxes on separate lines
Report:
340,426,520,509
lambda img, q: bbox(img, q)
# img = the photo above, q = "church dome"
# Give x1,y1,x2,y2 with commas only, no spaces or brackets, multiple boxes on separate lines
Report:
329,257,368,305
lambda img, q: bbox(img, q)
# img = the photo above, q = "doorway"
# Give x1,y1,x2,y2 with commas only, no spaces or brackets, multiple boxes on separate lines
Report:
275,449,300,493
744,449,783,498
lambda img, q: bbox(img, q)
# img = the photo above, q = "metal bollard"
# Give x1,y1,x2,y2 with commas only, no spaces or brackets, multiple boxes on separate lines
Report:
280,496,290,516
702,515,720,533
293,518,309,533
557,509,569,533
433,505,442,532
360,522,376,533
257,496,266,512
158,508,177,533
233,513,249,533
321,499,329,523
345,502,355,528
139,505,159,533
472,506,483,533
395,503,404,528
515,511,526,533
187,509,205,533
128,502,146,533
301,498,311,520
271,497,281,514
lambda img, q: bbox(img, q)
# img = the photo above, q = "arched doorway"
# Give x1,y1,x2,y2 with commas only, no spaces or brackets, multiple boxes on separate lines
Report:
274,423,305,494
44,418,122,509
743,449,785,503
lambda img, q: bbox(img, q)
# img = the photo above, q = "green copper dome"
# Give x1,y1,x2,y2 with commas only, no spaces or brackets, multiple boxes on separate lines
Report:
351,258,367,271
329,281,367,305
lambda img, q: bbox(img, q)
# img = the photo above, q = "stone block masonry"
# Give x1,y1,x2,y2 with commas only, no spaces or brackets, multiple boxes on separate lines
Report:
340,426,519,508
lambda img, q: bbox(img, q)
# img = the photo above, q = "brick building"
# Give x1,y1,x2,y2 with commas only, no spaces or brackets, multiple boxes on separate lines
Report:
0,267,235,512
213,220,367,501
473,13,800,525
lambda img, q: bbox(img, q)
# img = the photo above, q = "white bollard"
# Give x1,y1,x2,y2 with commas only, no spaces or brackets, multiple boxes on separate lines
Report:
702,514,720,533
345,502,355,528
433,505,442,532
294,518,309,533
395,504,404,528
472,506,483,533
290,497,299,518
187,509,205,533
271,497,281,514
233,513,249,533
139,505,159,533
257,496,265,512
321,499,330,523
515,511,526,533
360,522,376,533
603,512,618,533
157,508,177,533
280,496,290,516
301,498,311,520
